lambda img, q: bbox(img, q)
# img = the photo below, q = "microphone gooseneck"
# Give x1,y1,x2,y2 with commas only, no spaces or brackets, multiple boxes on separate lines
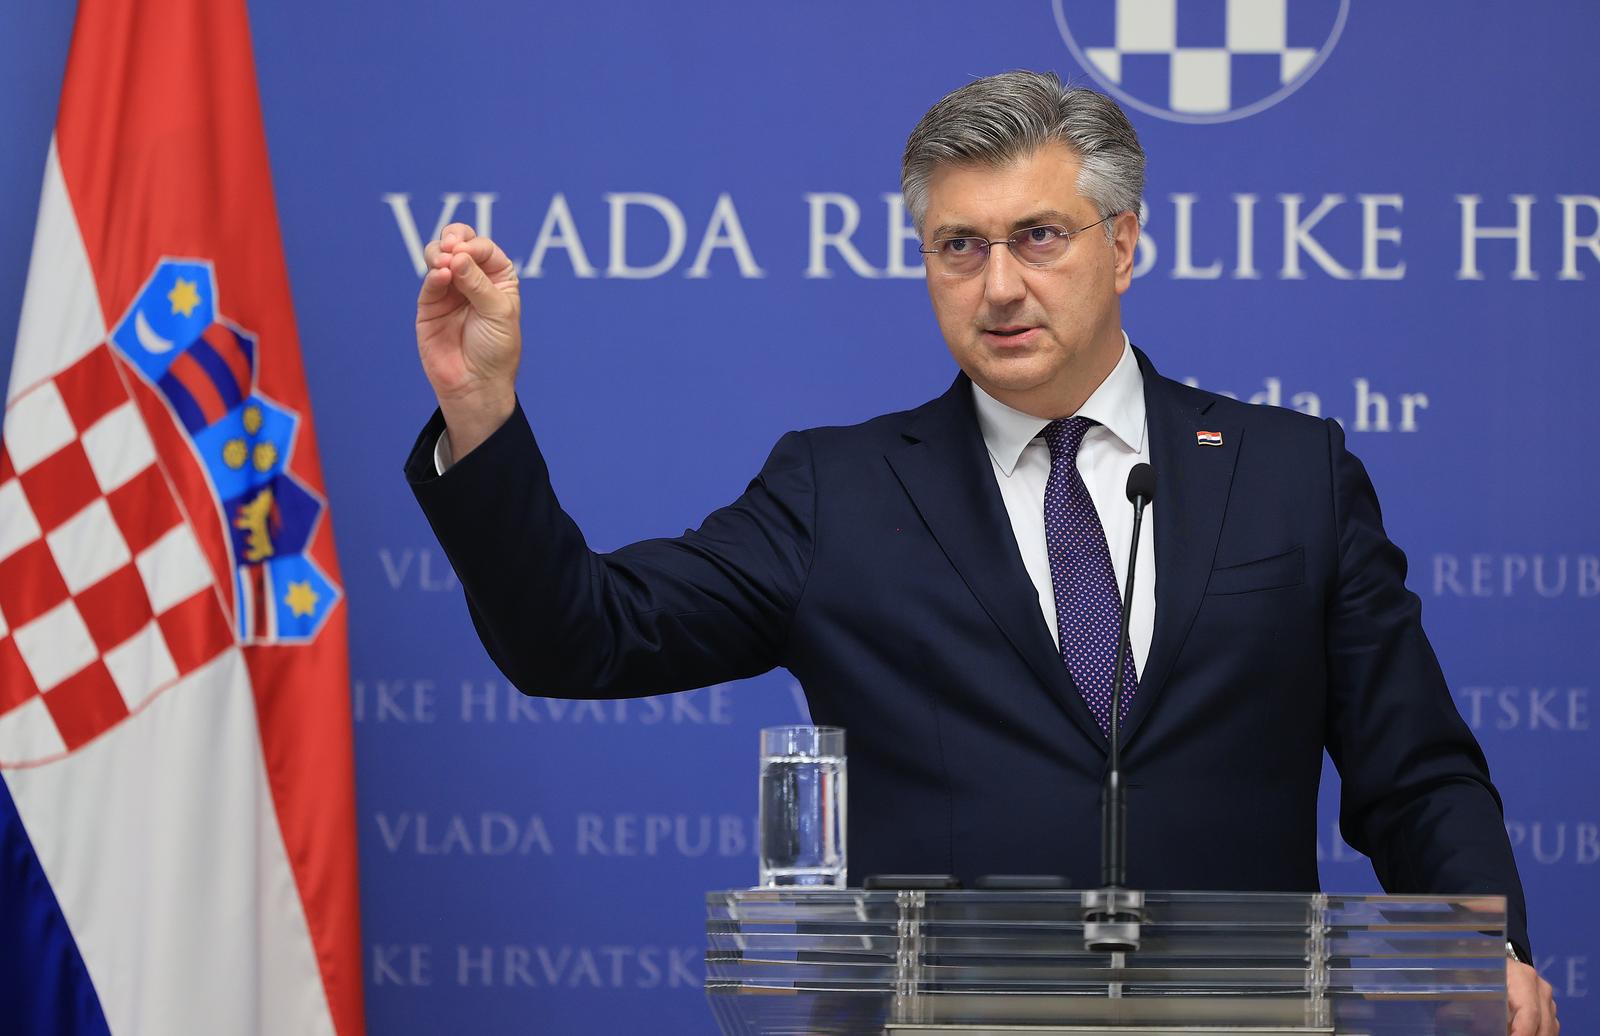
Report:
1101,462,1154,890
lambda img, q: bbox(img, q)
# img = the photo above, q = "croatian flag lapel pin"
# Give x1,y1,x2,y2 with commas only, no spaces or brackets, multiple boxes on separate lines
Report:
1196,430,1223,447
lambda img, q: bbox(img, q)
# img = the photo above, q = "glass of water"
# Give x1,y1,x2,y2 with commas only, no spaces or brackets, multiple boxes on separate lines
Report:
758,726,846,888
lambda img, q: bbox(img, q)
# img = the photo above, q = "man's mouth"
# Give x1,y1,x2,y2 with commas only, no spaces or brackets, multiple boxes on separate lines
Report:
986,326,1035,338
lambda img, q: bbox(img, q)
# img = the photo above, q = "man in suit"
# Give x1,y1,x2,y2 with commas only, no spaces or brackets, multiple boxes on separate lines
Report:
405,72,1556,1032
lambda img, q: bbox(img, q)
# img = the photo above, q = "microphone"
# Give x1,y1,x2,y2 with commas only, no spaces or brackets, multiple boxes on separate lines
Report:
1086,462,1154,952
1124,462,1156,509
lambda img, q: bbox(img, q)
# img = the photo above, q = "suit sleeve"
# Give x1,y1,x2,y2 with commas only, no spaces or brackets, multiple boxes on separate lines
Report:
403,401,815,699
1320,419,1530,953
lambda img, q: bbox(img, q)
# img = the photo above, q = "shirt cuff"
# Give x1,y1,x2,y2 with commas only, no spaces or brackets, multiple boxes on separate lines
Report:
434,428,454,475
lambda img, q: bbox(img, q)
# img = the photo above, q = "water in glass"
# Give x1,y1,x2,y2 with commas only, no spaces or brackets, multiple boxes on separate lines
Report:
758,727,846,887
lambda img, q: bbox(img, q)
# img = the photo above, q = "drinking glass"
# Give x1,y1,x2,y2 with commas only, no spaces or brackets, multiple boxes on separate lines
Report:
757,726,846,887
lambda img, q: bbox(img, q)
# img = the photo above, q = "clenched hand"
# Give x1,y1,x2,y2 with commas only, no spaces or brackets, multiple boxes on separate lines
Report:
416,222,522,460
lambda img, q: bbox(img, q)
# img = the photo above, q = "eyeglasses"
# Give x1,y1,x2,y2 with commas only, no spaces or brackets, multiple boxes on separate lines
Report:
920,213,1118,278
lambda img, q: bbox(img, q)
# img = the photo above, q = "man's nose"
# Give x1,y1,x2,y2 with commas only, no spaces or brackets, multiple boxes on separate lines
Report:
982,243,1027,306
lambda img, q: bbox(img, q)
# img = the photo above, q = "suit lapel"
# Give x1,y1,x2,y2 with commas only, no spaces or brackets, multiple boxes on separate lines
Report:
886,376,1110,752
1118,349,1243,751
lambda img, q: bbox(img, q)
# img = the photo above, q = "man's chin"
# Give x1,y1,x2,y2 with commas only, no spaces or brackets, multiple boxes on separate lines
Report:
967,367,1053,405
971,355,1051,389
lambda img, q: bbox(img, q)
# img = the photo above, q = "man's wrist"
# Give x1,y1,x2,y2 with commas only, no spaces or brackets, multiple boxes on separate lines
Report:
1507,940,1531,965
437,388,516,462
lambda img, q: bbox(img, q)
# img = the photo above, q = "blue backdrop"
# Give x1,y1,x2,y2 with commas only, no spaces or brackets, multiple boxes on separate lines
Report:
2,3,1596,1033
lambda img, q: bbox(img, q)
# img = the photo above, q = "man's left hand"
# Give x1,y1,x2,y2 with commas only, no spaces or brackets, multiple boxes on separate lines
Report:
1507,958,1558,1035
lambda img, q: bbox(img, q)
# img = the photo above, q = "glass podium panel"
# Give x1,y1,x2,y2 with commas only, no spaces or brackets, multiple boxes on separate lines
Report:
705,889,1505,1035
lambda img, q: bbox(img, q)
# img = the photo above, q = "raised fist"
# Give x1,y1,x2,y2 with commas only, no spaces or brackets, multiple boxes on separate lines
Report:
415,222,522,459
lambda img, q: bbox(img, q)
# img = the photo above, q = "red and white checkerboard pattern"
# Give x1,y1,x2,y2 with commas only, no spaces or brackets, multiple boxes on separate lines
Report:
0,343,234,766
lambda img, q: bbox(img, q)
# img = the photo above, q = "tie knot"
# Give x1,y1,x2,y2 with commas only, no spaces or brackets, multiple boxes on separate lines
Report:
1043,416,1095,463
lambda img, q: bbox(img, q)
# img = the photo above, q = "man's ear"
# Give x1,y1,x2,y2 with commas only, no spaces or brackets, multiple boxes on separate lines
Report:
1112,210,1140,294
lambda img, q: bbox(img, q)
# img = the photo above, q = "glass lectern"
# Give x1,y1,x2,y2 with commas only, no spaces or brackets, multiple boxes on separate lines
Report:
705,889,1505,1035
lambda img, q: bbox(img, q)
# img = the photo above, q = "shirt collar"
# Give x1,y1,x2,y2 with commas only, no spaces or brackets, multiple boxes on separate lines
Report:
971,331,1146,477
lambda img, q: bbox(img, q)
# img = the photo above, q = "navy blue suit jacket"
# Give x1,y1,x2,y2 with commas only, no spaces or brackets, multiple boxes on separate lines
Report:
407,348,1528,950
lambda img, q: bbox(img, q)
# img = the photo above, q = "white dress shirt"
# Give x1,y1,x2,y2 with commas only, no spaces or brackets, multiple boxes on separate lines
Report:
970,333,1154,675
433,427,455,473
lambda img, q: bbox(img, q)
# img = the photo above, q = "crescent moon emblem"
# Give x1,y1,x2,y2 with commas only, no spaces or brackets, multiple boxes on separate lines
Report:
134,309,175,354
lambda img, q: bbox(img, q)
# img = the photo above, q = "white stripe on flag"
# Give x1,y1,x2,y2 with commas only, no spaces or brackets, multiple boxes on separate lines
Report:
9,138,108,404
3,649,336,1035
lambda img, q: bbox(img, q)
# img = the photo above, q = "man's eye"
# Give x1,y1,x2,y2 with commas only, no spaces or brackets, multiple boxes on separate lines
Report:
1025,226,1056,243
945,239,974,254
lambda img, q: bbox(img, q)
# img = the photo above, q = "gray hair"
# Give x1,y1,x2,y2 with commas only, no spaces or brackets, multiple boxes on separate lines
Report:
901,70,1145,241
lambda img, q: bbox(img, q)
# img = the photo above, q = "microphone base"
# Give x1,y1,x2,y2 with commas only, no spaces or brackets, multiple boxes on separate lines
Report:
1082,886,1145,953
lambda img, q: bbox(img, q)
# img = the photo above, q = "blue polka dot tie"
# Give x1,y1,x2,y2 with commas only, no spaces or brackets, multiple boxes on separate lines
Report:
1043,417,1138,734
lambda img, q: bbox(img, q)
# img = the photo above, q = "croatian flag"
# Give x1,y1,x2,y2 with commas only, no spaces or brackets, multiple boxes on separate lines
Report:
0,1,364,1033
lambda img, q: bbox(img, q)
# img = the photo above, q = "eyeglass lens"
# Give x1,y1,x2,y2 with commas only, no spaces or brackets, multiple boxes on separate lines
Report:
932,225,1069,276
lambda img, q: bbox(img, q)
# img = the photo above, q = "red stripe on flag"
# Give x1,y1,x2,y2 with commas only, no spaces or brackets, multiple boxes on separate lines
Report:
165,350,229,427
254,566,271,640
240,563,269,641
201,324,253,403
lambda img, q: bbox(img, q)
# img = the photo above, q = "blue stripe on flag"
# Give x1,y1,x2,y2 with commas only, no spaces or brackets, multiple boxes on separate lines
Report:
0,776,114,1036
157,368,209,433
187,336,245,412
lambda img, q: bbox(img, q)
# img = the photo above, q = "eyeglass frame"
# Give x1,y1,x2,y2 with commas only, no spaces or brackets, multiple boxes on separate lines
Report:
918,212,1120,277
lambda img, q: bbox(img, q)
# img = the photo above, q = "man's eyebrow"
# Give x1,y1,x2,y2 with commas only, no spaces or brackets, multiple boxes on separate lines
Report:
1009,210,1075,232
930,210,1079,239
